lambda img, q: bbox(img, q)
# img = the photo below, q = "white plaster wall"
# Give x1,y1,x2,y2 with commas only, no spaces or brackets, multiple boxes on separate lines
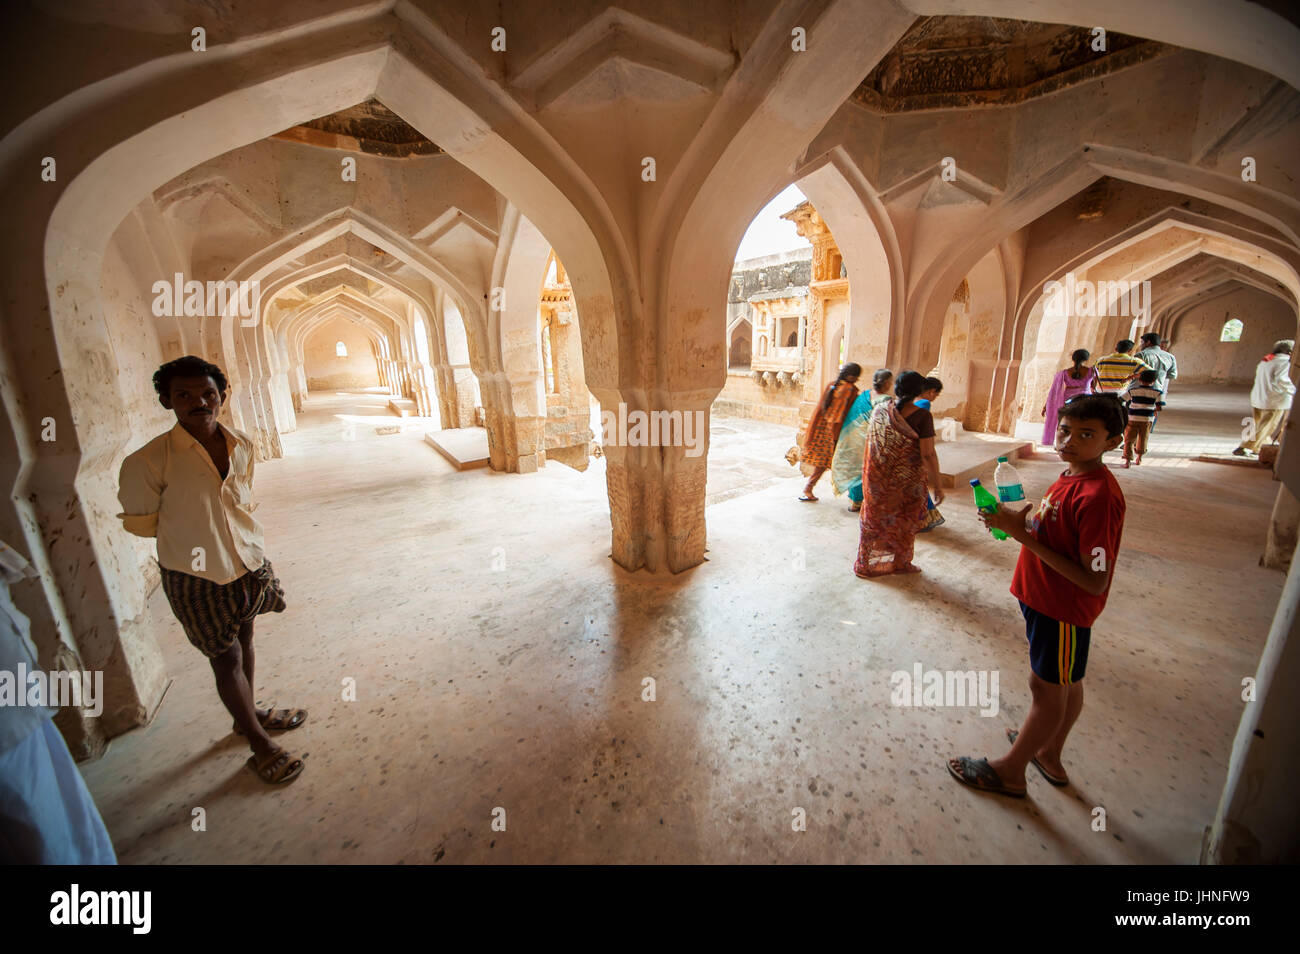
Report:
303,317,380,390
1173,287,1297,384
97,234,178,609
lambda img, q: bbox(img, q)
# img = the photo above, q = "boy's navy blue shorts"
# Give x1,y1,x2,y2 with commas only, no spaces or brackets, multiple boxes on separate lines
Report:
1019,601,1090,685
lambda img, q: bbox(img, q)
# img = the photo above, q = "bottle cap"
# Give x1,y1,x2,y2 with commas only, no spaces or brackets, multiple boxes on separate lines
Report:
968,478,980,486
997,456,1008,462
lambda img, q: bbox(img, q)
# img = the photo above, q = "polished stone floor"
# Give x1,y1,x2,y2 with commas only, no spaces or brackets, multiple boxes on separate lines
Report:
80,385,1281,863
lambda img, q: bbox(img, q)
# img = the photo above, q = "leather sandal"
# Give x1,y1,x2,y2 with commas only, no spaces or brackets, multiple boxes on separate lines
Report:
246,748,306,784
233,706,308,735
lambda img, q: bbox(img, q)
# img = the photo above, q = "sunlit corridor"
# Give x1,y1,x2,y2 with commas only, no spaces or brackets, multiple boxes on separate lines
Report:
79,386,1278,863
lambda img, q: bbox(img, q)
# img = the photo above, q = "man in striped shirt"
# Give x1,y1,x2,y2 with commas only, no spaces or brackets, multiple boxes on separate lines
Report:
1119,369,1164,466
1094,339,1151,393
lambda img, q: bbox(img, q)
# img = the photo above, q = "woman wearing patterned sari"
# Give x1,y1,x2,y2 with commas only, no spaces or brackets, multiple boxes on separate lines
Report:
799,363,861,501
853,371,945,577
831,369,893,512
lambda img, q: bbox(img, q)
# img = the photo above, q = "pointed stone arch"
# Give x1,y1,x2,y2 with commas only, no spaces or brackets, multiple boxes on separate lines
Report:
795,146,905,370
7,17,627,752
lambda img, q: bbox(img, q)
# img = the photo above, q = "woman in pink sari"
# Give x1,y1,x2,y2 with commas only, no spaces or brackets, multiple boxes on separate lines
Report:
1042,349,1096,446
854,371,945,578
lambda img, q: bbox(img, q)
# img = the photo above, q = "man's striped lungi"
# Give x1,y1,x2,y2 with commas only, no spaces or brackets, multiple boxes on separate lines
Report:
159,561,286,658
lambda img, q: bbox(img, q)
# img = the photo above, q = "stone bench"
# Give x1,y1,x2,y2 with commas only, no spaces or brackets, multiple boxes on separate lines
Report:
936,432,1034,488
424,427,490,470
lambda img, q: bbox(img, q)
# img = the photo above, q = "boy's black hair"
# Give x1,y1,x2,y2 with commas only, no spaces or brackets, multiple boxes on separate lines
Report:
923,376,943,393
1138,369,1158,384
1116,339,1135,352
153,355,229,400
1140,332,1161,347
894,370,926,402
1060,392,1127,437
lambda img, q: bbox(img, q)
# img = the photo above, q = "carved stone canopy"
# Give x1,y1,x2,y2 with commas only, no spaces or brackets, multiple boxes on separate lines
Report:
854,17,1168,113
781,201,843,283
781,201,827,242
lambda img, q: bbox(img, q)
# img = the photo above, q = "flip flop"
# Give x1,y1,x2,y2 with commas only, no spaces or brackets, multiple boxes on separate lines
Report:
946,756,1026,798
798,494,818,502
1006,728,1069,787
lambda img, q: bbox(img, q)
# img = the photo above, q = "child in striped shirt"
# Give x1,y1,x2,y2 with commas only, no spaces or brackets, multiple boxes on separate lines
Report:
1120,369,1164,467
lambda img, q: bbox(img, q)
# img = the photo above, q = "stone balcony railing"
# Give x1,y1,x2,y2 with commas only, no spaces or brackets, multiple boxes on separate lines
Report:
752,347,803,374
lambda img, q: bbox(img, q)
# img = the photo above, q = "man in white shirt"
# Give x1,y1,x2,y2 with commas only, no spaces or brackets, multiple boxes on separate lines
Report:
1234,340,1296,457
118,356,306,784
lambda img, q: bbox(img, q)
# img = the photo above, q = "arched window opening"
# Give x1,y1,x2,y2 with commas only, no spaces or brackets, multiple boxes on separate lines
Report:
335,341,348,357
1220,318,1243,342
778,315,802,349
729,320,752,369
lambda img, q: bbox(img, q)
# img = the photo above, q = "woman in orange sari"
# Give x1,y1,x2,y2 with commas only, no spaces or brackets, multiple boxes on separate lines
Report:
854,370,945,577
800,363,861,501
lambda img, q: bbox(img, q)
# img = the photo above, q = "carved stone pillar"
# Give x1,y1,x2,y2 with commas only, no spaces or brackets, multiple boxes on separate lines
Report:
1263,483,1300,570
784,200,847,456
428,362,457,428
600,393,713,573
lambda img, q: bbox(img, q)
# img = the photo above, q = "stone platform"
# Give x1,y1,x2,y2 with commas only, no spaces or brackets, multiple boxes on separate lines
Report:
935,433,1035,487
1193,453,1271,468
424,426,490,470
387,397,417,417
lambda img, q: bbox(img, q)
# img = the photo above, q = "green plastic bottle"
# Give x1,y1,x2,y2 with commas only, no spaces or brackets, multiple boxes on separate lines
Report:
970,478,1007,540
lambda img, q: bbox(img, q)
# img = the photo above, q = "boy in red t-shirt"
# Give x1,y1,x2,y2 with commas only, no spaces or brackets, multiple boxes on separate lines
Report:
948,393,1127,798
